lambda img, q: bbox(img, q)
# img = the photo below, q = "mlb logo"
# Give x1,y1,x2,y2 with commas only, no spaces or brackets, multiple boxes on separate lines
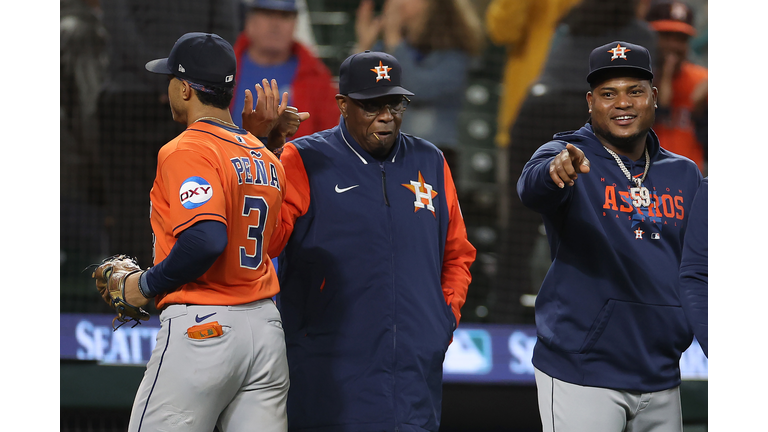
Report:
651,233,660,240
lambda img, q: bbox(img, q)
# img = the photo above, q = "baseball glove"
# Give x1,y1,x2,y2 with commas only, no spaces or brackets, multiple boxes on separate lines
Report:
92,254,150,330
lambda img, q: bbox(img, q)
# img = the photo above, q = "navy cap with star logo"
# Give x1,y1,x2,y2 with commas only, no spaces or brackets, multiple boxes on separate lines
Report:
586,41,654,86
145,32,237,92
338,50,414,100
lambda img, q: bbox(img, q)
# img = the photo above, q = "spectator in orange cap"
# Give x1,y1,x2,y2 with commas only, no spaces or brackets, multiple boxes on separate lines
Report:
647,0,708,174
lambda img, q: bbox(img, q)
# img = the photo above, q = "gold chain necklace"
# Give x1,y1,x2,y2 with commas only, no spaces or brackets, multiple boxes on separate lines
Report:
195,116,238,129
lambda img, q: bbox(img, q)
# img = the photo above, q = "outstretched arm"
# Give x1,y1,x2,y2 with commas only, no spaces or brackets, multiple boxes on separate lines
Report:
548,143,591,188
518,142,590,213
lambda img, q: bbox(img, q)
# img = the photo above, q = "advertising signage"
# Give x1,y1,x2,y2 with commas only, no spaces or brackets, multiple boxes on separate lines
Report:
61,314,708,384
442,323,708,383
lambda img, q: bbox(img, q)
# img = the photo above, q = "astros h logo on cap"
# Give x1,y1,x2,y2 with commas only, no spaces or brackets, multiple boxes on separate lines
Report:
338,51,414,100
587,41,654,85
607,43,631,61
371,61,392,82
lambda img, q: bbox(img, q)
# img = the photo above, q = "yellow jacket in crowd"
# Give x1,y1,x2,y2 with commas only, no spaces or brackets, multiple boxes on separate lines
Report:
485,0,581,148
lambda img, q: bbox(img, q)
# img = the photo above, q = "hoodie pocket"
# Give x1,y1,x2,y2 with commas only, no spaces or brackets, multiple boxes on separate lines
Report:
579,299,691,357
578,299,617,354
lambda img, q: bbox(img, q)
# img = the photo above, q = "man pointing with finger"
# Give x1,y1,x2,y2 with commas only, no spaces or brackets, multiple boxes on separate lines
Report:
517,41,702,432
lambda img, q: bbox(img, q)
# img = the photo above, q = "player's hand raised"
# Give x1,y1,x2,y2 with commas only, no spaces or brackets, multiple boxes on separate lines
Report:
267,107,310,152
242,78,288,137
549,143,590,188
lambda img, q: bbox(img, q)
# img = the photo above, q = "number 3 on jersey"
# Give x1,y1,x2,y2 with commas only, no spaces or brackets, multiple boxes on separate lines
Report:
240,196,269,270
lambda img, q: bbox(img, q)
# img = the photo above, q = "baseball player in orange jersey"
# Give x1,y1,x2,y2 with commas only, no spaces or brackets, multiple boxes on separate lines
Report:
108,32,290,432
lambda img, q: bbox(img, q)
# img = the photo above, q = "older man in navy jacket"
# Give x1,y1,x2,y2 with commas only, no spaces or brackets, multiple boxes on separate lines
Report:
266,50,476,432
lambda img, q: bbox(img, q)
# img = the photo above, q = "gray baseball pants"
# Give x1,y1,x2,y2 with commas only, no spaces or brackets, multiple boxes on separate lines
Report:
534,367,683,432
128,299,289,432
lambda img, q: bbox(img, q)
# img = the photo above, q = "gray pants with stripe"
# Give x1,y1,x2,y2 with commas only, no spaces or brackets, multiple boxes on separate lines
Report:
534,368,683,432
128,299,289,432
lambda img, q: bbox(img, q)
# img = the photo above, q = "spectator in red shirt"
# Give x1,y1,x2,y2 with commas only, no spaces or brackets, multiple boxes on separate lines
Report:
230,0,339,138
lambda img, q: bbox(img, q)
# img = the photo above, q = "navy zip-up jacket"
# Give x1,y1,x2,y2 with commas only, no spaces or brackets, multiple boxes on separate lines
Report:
518,123,702,392
268,117,476,432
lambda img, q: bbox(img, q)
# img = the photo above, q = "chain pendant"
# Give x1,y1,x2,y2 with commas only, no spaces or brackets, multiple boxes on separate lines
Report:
603,145,652,208
630,186,651,208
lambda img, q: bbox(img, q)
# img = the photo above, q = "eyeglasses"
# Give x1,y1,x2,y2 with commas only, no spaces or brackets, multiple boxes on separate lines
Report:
350,96,410,117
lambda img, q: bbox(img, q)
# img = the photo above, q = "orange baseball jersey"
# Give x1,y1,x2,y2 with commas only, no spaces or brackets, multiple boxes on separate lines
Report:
149,120,286,309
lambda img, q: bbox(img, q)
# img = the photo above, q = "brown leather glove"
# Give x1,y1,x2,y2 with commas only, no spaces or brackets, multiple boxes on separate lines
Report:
92,254,150,330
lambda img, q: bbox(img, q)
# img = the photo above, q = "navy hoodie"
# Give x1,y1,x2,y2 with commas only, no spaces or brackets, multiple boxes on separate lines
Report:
518,123,702,392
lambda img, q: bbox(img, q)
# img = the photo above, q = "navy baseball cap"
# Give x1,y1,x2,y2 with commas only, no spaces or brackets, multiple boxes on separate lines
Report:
586,41,654,85
244,0,298,12
145,32,236,92
339,51,414,100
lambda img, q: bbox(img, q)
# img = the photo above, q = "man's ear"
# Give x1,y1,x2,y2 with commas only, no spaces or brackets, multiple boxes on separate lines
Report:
335,95,347,118
586,91,593,113
181,80,193,101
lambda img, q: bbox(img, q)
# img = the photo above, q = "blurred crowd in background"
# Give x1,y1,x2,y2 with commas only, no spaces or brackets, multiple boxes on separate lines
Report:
60,0,708,324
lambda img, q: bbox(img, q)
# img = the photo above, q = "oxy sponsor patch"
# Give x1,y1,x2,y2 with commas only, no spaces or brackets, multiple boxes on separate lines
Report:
179,176,213,209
